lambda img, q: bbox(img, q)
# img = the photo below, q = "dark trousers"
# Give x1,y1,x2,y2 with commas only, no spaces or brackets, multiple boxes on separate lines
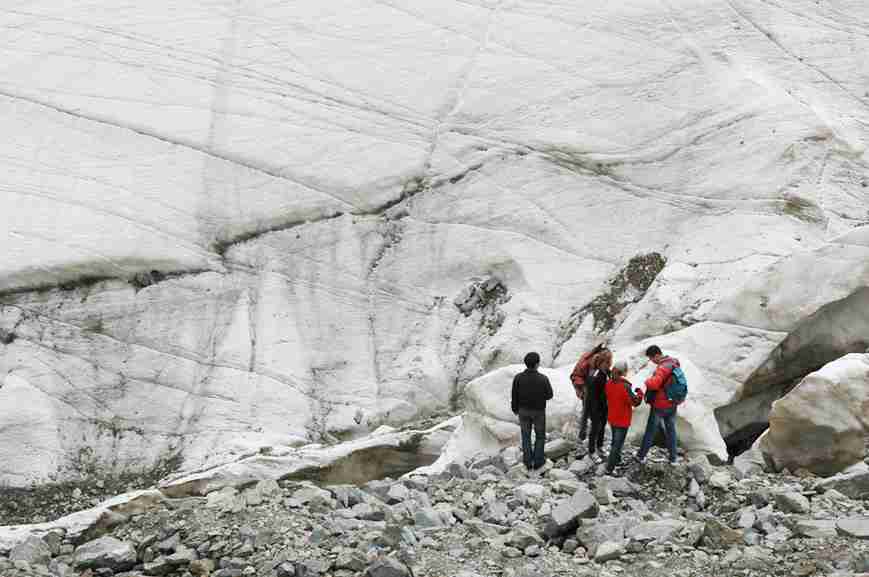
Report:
606,427,628,472
577,387,590,439
638,406,678,462
587,401,607,455
518,408,546,470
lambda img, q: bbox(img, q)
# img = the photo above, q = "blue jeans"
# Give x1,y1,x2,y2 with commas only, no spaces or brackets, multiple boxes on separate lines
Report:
518,408,546,469
606,427,628,472
638,406,678,462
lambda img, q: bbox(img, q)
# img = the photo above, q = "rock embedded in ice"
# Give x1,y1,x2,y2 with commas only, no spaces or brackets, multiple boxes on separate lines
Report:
761,354,869,476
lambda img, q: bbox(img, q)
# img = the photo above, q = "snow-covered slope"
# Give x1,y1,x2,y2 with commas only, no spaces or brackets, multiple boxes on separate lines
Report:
1,0,868,484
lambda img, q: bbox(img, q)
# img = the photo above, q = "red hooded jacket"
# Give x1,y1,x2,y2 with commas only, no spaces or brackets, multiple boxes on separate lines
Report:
605,377,643,428
644,356,679,410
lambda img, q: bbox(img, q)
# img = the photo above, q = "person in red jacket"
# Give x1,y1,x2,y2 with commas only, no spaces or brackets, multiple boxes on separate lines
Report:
637,345,680,464
604,360,643,474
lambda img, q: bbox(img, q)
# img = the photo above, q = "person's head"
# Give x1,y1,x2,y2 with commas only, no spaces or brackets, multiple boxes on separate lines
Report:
612,360,628,379
593,350,613,370
645,345,663,364
524,352,541,369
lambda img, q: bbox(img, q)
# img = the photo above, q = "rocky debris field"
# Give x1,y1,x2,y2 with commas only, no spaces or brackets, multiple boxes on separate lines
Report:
0,478,158,528
4,437,869,577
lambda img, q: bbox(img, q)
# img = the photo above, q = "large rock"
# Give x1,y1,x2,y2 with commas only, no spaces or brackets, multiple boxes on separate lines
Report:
836,518,869,539
365,556,412,577
594,540,626,563
774,492,811,514
761,354,869,476
815,466,869,499
9,536,51,566
626,520,686,543
795,519,838,539
73,536,137,571
702,519,743,550
543,490,599,538
0,0,868,485
575,521,626,556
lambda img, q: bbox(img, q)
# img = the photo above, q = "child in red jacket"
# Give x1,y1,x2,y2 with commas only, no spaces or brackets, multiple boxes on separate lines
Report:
604,360,643,474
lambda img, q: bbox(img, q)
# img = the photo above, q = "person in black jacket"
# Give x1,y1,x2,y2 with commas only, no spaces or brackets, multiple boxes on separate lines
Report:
586,350,612,463
511,352,554,472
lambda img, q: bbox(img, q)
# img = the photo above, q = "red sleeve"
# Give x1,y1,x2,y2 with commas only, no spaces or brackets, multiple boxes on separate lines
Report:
645,364,672,391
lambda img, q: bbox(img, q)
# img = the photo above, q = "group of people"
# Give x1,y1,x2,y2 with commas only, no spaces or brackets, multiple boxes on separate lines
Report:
510,344,683,476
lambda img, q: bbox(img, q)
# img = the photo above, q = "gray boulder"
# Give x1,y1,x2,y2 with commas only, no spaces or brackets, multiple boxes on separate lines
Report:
328,485,368,507
414,508,446,530
74,536,137,571
795,519,838,539
816,469,869,499
626,519,686,543
702,519,743,549
506,522,544,550
365,555,412,577
837,517,869,539
774,491,810,514
292,486,334,506
594,540,626,563
143,556,174,576
480,502,510,525
544,438,573,460
9,536,52,567
576,521,626,556
598,476,639,497
544,489,599,538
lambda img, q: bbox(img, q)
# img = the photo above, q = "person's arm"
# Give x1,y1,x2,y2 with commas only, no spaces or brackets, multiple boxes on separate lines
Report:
511,374,519,414
544,375,553,401
623,380,643,406
645,364,672,393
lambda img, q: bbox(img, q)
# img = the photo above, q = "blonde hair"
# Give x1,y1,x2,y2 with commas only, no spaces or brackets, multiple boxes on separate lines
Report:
612,360,628,378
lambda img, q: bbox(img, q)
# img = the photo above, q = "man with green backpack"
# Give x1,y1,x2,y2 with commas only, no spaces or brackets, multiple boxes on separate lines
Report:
636,345,687,465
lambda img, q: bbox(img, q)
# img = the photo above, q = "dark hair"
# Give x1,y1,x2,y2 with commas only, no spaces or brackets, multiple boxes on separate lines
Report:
524,352,541,368
645,345,662,358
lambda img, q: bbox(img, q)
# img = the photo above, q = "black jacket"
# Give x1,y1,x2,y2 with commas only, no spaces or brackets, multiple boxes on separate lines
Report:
511,368,554,413
586,368,609,412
